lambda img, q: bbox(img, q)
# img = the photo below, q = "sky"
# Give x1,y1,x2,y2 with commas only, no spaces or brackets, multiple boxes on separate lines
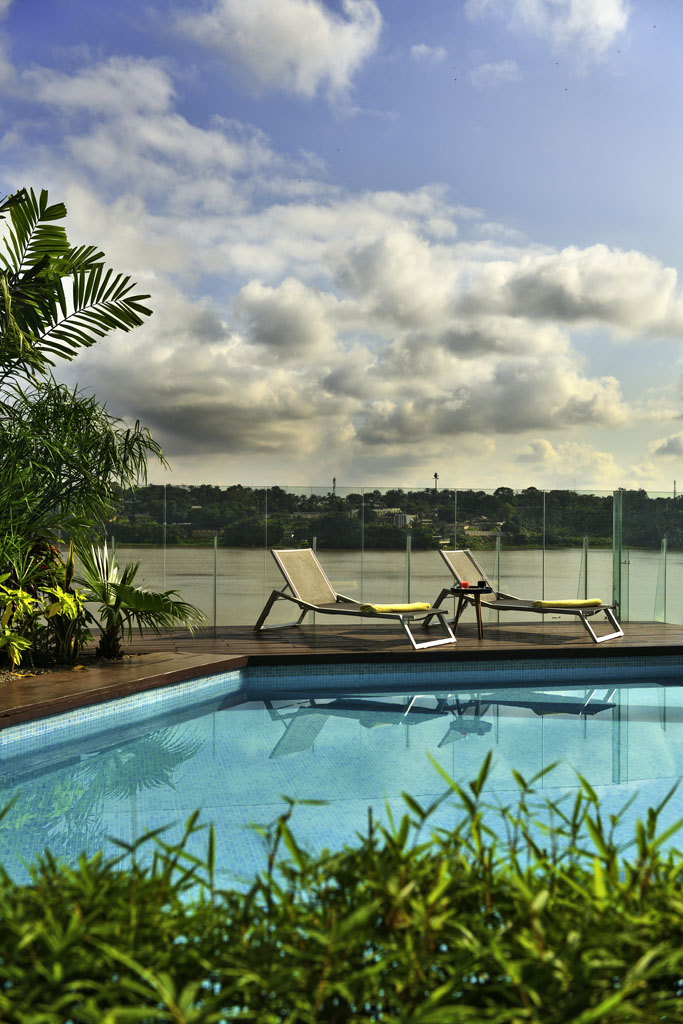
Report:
1,0,683,493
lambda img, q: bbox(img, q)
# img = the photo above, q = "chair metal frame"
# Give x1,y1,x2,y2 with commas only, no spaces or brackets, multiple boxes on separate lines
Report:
254,548,457,651
426,548,624,644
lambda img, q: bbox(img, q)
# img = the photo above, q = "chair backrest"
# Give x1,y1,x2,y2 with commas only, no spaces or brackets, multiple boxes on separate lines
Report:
440,549,497,593
272,548,338,606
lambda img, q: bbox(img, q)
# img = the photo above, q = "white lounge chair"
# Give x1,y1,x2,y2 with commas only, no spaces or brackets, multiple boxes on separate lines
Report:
254,548,456,651
426,548,623,644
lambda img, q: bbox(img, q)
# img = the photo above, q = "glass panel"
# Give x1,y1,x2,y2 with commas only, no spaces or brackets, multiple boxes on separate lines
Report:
102,483,683,627
542,489,614,606
620,489,679,622
509,487,545,597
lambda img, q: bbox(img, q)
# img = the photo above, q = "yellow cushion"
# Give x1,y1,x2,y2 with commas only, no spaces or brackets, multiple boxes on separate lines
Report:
360,602,431,614
532,598,602,609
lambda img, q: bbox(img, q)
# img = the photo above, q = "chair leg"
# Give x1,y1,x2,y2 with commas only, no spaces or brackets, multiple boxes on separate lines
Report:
421,588,452,629
578,609,624,643
254,590,281,631
453,595,468,633
254,592,310,631
403,613,456,650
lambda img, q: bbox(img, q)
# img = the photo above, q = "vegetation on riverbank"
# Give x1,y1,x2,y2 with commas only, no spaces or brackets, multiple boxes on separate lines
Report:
111,482,678,551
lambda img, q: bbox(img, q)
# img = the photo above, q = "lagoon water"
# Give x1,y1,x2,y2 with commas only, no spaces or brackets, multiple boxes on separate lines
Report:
110,545,679,627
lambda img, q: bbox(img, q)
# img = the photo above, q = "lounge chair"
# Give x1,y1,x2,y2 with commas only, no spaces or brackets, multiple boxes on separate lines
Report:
254,548,457,651
426,548,623,644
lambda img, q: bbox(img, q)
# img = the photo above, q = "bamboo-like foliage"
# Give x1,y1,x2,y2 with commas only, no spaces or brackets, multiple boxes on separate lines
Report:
0,380,165,542
1,763,683,1021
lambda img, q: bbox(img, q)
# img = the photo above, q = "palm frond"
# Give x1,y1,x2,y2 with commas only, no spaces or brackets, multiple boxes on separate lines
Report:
0,188,69,277
18,266,152,363
0,188,153,373
115,584,206,629
0,189,28,221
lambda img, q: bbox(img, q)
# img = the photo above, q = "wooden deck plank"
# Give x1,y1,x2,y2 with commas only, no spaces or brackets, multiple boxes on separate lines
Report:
122,620,683,663
1,622,681,730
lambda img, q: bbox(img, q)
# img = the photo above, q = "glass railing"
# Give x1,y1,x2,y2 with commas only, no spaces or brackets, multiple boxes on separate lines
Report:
94,483,683,628
614,489,683,624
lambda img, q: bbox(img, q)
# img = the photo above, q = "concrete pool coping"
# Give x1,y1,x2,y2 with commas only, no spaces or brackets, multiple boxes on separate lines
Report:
1,620,683,730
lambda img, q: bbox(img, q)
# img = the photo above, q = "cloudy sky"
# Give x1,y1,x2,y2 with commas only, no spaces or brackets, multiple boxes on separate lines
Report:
1,0,682,492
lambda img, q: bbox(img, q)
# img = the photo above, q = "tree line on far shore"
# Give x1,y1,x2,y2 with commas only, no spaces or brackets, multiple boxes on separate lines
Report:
109,484,680,551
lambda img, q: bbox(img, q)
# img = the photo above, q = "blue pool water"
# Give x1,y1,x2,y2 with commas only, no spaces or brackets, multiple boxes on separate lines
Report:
2,656,683,884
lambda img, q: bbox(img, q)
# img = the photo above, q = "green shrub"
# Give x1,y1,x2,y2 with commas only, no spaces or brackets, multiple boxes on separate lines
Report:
1,758,683,1022
0,541,90,668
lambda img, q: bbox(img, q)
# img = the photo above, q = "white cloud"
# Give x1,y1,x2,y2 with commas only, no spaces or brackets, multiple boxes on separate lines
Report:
10,47,681,485
470,59,520,87
410,44,446,63
234,277,340,359
514,438,624,487
460,244,683,335
25,57,175,115
465,0,629,59
175,0,382,101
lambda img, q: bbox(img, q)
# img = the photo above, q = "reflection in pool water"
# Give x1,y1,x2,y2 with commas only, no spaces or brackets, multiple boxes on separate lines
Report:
1,676,681,884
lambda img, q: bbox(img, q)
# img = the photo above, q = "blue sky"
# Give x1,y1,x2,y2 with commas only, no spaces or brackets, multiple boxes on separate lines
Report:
1,0,682,491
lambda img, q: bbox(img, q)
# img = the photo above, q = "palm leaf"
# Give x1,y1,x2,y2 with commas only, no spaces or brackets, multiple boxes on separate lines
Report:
16,265,152,363
114,583,206,634
0,188,153,371
0,188,69,276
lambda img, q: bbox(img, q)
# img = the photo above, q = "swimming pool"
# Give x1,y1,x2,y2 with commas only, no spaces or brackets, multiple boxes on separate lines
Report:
2,656,683,884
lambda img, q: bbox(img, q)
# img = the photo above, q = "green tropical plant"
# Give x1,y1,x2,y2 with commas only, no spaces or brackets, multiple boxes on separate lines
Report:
0,186,163,546
0,543,89,667
0,626,32,668
0,187,152,388
42,542,90,665
0,187,167,668
0,367,166,547
0,579,44,668
77,542,205,659
2,766,683,1020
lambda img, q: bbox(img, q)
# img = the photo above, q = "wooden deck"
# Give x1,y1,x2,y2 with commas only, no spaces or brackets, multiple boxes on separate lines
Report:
124,619,683,663
1,621,682,729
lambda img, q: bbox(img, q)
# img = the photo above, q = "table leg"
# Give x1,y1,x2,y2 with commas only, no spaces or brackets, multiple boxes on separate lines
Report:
474,594,484,640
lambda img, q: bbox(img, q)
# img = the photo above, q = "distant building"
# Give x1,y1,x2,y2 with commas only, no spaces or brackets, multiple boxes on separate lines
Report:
393,513,416,527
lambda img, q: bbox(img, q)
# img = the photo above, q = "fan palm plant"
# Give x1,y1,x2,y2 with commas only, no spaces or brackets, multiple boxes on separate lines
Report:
77,543,205,659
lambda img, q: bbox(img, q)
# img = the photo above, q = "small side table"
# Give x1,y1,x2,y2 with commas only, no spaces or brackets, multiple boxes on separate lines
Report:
450,586,492,640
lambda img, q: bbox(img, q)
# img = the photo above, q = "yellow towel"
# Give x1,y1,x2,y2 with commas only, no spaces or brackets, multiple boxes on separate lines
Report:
360,602,431,614
532,598,602,609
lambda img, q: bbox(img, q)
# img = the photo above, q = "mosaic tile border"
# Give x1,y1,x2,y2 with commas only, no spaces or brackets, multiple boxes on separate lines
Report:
244,655,683,694
0,669,244,757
